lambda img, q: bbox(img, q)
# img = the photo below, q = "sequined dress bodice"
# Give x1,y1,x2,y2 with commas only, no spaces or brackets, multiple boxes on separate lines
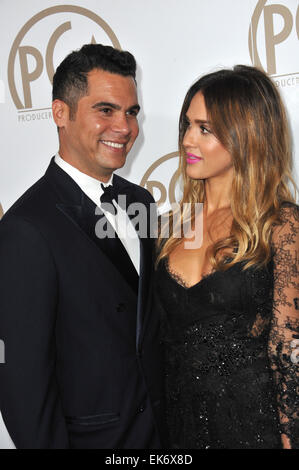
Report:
155,204,299,449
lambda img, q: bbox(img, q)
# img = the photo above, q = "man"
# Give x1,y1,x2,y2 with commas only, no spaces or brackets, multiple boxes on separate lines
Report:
0,44,163,449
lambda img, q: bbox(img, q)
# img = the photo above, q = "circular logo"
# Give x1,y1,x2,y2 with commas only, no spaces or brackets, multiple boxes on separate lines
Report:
8,5,121,110
249,0,299,77
140,151,181,208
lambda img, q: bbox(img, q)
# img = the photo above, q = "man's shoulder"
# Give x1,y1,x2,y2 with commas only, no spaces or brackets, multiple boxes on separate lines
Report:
2,174,52,223
114,174,155,204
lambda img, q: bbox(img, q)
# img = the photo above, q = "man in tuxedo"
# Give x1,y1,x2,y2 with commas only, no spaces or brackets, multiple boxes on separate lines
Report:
0,44,163,449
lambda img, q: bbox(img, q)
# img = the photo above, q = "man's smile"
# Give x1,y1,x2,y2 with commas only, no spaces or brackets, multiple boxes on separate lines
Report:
100,140,126,149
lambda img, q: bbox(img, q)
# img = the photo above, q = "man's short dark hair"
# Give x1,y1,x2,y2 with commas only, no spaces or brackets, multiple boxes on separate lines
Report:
52,44,137,119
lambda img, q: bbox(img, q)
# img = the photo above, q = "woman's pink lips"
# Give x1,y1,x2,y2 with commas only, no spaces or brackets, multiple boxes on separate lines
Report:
186,153,203,164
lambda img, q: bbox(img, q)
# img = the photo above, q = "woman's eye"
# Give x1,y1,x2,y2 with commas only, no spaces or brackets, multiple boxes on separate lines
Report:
200,125,210,134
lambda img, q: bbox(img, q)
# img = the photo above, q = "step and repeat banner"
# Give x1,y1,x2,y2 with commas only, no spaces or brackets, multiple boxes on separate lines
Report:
0,0,298,447
0,0,298,216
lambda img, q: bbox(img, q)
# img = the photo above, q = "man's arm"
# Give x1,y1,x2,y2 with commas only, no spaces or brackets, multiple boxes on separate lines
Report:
0,215,69,448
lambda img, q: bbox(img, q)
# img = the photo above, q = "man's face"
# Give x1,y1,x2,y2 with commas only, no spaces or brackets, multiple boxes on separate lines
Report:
56,69,140,182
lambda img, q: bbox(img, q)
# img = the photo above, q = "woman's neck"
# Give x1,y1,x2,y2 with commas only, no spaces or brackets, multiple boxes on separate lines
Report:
204,172,233,215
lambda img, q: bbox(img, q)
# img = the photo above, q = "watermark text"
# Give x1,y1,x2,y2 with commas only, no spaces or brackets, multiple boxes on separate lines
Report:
94,199,204,249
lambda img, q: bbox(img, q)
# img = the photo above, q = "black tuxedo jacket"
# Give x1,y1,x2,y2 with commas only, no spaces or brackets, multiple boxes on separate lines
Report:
0,159,163,449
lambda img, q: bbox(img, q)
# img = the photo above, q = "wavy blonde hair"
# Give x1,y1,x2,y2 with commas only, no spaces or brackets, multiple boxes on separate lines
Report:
156,65,297,270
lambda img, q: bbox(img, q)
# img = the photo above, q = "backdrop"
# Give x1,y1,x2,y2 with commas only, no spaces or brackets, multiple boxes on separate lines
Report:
0,0,298,448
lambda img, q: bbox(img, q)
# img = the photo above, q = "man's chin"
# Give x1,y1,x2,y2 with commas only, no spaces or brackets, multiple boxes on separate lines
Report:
102,155,127,172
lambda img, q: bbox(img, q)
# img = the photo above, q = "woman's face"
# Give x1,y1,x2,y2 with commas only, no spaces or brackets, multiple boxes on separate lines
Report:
183,92,233,181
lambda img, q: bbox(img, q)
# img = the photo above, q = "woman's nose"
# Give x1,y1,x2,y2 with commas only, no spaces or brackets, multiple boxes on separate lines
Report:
183,126,198,148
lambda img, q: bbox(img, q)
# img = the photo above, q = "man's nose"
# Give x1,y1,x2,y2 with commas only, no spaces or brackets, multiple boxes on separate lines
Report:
111,113,131,135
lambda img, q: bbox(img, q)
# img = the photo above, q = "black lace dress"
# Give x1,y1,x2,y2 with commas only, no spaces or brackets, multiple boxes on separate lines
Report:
155,204,299,449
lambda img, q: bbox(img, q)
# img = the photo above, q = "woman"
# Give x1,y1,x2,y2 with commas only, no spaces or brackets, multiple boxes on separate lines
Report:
155,65,299,449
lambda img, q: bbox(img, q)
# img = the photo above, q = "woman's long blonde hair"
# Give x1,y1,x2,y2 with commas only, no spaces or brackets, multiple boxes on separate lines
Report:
156,65,297,270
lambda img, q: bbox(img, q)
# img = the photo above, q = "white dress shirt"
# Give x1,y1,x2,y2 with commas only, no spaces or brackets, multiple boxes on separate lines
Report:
0,412,15,449
54,154,140,274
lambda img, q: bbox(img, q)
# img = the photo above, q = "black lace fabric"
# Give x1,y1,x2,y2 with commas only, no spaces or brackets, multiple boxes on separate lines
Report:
269,205,299,447
155,204,299,449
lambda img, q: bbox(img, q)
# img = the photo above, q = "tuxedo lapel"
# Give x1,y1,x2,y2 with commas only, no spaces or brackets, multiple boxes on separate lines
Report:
136,235,153,349
45,159,139,294
56,202,84,232
45,159,154,345
112,174,135,208
46,160,87,233
113,174,156,348
82,193,139,294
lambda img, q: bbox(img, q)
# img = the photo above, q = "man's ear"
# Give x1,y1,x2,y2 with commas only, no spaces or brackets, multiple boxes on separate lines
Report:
52,99,69,129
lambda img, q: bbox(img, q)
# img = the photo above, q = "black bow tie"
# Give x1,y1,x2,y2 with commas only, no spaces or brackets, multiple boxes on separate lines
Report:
100,183,118,215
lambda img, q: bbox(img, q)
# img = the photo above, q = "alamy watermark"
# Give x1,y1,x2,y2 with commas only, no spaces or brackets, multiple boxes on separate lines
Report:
95,198,204,250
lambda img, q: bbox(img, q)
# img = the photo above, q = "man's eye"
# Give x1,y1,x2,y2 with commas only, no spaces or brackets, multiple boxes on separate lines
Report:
127,109,139,117
100,108,112,114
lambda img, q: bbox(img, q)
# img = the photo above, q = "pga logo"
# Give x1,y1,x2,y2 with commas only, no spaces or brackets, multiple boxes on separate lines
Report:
249,0,299,75
140,152,181,212
8,5,121,111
